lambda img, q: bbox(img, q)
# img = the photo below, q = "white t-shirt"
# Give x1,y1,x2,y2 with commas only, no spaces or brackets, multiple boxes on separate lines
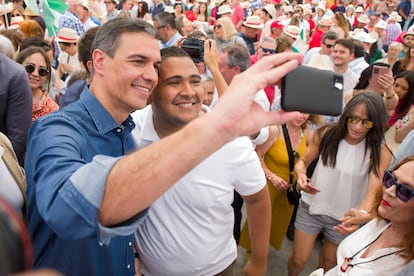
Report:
131,106,266,275
325,218,406,276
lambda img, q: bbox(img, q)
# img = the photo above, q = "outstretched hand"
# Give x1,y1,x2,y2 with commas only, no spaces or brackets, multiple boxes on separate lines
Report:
210,53,303,140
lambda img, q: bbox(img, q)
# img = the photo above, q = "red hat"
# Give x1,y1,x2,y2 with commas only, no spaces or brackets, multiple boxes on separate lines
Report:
270,20,284,29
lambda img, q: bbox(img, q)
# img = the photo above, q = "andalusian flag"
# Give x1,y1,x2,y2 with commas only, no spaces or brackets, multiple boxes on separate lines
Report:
41,0,68,37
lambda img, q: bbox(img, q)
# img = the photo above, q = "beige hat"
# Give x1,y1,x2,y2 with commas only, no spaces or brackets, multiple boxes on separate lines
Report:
214,0,226,4
23,7,40,17
81,0,90,11
164,6,174,13
306,54,332,71
316,4,326,11
403,30,414,39
352,31,376,43
57,28,79,43
388,11,402,22
319,15,333,26
9,16,24,30
346,4,354,11
357,14,369,24
243,15,264,29
375,20,387,29
283,5,294,13
217,4,231,15
263,4,276,19
355,6,364,13
283,25,301,39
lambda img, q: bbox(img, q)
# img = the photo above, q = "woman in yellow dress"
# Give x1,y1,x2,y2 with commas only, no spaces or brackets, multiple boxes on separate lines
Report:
239,113,313,253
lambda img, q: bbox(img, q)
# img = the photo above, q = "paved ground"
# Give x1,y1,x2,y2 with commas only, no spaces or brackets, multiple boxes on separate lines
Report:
236,236,322,276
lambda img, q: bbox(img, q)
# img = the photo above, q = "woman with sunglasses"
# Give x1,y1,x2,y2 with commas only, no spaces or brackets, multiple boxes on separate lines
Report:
322,156,414,275
15,46,58,122
288,91,387,275
213,17,247,51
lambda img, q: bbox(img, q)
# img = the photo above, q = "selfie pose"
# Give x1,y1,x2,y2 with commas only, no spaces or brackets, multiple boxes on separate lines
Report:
288,92,387,275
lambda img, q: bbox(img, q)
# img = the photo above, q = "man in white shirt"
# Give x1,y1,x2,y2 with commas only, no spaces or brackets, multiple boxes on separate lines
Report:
132,46,271,276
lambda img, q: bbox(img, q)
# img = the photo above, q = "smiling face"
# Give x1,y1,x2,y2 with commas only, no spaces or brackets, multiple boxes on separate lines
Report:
332,43,353,68
151,56,203,134
393,77,409,100
23,52,48,91
92,32,160,122
345,103,371,144
378,160,414,225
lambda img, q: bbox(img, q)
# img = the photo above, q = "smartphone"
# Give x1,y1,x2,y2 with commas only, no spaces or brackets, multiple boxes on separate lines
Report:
369,65,390,91
306,181,320,193
281,65,344,116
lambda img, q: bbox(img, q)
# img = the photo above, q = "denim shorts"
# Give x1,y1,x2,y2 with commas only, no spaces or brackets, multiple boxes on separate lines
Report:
295,201,346,245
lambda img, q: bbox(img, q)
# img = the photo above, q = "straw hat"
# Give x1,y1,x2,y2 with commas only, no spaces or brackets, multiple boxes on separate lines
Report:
346,4,354,11
217,4,231,15
56,28,79,43
352,31,376,43
263,4,276,19
164,6,174,13
316,4,326,11
306,54,332,71
243,15,264,29
374,20,387,29
387,11,402,22
283,25,301,39
9,16,24,30
283,5,294,13
319,15,333,26
355,6,364,13
403,30,414,39
23,7,40,17
357,14,369,24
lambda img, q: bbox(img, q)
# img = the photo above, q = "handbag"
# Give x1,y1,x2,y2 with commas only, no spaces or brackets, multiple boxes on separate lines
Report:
282,124,301,205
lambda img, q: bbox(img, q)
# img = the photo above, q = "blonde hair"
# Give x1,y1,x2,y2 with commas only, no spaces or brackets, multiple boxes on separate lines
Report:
215,17,237,41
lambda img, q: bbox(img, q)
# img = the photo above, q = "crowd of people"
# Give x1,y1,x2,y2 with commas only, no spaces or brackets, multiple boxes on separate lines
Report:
0,0,414,275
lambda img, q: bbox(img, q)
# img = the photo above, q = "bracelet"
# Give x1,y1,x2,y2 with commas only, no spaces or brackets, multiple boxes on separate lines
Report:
384,93,395,99
265,172,275,180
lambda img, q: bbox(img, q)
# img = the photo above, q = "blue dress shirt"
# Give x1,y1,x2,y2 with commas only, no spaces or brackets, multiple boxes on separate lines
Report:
25,87,147,275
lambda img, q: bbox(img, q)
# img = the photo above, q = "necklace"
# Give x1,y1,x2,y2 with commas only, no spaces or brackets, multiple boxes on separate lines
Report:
340,227,404,272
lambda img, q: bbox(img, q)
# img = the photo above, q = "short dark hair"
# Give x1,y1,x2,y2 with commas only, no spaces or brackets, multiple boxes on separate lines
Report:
78,26,99,75
160,46,190,62
20,37,52,52
91,17,155,58
334,38,355,55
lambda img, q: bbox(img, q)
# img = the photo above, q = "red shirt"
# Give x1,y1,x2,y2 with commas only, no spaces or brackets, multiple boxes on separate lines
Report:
308,29,323,49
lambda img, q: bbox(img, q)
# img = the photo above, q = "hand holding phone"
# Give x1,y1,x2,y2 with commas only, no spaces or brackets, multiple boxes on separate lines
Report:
306,179,320,194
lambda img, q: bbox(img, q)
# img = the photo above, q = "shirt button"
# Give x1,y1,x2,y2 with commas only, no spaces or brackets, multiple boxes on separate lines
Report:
127,264,131,269
116,128,121,133
129,242,132,246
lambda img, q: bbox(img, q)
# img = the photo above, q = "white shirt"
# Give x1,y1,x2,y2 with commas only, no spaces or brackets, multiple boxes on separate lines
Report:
131,106,265,275
325,218,406,276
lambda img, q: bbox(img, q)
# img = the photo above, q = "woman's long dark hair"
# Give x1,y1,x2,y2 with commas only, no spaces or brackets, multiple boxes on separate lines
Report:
394,71,414,120
318,91,386,177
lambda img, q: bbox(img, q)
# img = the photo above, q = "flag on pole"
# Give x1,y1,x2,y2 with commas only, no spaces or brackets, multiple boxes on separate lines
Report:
41,0,68,37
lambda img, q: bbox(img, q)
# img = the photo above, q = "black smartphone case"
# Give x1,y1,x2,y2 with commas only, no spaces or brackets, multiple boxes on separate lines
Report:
281,65,344,116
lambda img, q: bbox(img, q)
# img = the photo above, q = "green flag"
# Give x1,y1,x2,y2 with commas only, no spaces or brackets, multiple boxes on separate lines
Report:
41,0,68,37
24,0,40,15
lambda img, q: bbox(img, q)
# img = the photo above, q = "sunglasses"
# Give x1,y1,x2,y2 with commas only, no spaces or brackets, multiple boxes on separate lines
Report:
214,24,222,30
347,115,374,129
261,46,276,54
323,42,335,48
24,64,49,77
383,170,414,202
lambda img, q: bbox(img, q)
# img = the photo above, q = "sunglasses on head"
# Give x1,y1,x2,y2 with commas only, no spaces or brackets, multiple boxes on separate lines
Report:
24,64,49,77
347,115,374,129
383,170,414,202
261,46,276,54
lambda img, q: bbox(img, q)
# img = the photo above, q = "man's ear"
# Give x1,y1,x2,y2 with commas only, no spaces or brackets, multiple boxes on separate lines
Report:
233,65,241,74
91,49,106,76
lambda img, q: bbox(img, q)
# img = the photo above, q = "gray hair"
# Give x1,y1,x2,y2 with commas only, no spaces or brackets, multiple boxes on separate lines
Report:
260,36,276,48
91,18,155,58
153,12,177,29
0,35,15,59
322,31,339,43
388,41,403,51
220,43,250,72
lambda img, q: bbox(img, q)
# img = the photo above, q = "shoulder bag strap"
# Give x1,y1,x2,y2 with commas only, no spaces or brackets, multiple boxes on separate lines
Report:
282,124,294,184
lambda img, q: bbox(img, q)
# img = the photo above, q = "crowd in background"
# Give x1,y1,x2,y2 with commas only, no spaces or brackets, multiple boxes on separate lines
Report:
1,0,414,275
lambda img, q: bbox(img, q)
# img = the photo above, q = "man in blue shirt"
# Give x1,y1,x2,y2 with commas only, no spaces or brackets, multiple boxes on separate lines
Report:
26,17,303,275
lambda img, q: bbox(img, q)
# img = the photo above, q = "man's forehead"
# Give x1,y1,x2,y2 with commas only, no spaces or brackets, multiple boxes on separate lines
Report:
160,56,199,76
262,41,275,49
